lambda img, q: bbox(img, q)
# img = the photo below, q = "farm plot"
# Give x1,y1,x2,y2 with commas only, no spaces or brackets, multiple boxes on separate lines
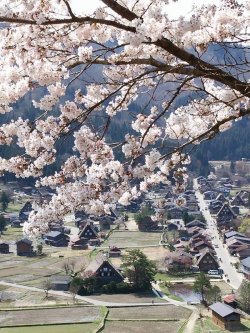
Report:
0,323,97,333
211,281,233,296
0,306,101,326
105,231,161,248
108,305,191,320
0,227,24,241
86,291,166,304
102,320,183,333
0,266,61,283
110,246,169,267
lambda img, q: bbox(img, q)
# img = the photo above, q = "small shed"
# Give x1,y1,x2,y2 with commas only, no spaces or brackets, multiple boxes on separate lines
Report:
0,242,9,254
223,294,237,308
209,302,241,330
16,239,34,256
50,275,72,291
108,246,121,258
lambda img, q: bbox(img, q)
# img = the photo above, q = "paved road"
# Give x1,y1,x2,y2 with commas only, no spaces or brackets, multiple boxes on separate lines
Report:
193,179,243,290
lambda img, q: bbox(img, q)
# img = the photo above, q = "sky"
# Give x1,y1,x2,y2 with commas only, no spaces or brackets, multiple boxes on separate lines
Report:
71,0,220,18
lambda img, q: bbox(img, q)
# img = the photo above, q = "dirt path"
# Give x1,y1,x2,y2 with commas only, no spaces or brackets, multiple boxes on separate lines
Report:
183,310,199,333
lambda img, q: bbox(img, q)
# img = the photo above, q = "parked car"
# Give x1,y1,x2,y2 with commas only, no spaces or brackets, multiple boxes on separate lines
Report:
208,270,219,275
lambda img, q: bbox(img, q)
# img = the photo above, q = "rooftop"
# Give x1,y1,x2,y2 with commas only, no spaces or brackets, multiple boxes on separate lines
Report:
209,302,240,318
241,256,250,268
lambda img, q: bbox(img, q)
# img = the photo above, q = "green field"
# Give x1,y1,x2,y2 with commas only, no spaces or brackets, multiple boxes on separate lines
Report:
104,230,161,248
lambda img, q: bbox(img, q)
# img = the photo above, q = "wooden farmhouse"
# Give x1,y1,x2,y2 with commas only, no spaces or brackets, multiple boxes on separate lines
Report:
19,201,33,221
216,204,236,224
196,249,219,273
209,302,241,330
78,222,98,240
83,255,123,283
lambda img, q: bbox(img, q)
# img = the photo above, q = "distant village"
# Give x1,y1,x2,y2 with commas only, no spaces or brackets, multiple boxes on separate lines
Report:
1,159,250,331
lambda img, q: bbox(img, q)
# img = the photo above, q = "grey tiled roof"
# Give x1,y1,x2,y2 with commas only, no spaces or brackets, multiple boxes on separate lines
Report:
241,256,250,268
209,302,239,317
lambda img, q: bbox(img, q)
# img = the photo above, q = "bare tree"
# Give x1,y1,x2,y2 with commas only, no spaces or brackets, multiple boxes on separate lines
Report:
42,278,52,299
62,260,76,276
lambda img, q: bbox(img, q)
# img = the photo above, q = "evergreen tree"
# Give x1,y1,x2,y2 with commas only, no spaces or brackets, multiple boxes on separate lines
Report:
0,214,6,234
193,272,211,303
0,191,10,212
238,280,250,313
122,249,157,291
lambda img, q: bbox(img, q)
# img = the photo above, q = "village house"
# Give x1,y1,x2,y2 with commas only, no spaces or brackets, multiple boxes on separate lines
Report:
233,236,250,245
224,231,246,243
83,255,123,283
203,191,217,200
240,256,250,280
226,239,249,255
164,251,193,272
69,235,88,250
11,219,22,228
167,221,179,231
215,193,228,203
191,240,213,254
195,249,219,272
197,176,207,185
209,302,241,330
19,201,33,222
231,193,245,207
189,232,208,247
165,190,174,199
16,239,34,256
186,201,200,212
187,226,203,239
209,200,223,214
167,206,187,219
216,203,237,225
186,220,206,229
78,222,98,240
89,238,101,246
237,248,250,260
226,236,250,254
44,231,69,247
223,294,238,308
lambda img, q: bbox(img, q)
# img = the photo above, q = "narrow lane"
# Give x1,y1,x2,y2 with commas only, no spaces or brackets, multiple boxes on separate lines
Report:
193,179,243,290
0,280,168,307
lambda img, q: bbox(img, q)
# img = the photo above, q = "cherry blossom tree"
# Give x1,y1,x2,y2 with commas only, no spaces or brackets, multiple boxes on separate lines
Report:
0,0,249,235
